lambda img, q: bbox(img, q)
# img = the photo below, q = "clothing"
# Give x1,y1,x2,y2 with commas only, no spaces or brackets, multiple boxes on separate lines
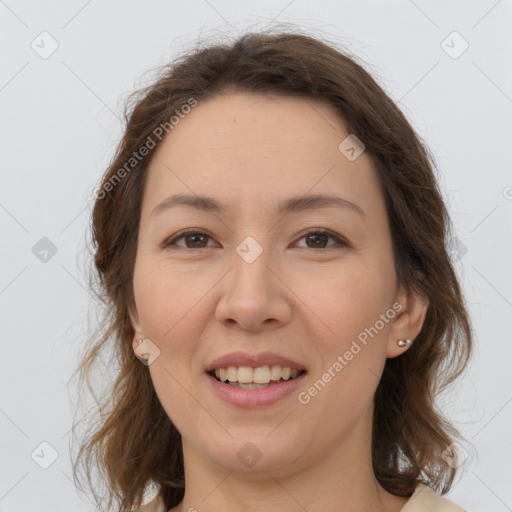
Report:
137,494,166,512
401,483,467,511
137,482,468,512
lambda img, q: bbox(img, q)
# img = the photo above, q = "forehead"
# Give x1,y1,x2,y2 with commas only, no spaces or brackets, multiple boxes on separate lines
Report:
152,92,347,163
142,92,382,219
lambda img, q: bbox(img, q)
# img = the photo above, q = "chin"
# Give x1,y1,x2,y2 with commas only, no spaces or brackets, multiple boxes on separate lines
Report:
199,428,307,474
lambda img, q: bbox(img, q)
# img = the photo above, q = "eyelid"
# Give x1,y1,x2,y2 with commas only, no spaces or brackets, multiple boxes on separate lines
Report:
161,228,218,249
161,227,350,250
297,227,350,248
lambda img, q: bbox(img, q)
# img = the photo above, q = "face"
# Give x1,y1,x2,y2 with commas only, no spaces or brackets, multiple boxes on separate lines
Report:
129,92,426,475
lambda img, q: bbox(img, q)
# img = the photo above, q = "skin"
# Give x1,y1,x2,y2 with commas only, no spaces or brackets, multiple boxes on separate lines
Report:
129,92,428,512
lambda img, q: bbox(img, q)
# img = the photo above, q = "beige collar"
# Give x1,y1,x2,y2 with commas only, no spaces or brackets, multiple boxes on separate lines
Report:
138,482,468,512
400,483,468,511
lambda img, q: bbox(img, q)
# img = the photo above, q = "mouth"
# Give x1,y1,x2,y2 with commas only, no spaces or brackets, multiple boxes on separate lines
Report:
207,365,307,389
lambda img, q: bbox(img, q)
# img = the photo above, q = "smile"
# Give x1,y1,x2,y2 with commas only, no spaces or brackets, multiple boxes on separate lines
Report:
210,365,306,388
206,367,308,407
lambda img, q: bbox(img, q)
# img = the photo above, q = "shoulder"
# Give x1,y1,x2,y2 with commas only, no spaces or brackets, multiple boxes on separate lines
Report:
136,493,167,512
401,482,468,512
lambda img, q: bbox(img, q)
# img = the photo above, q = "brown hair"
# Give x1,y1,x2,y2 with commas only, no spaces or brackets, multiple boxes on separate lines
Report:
70,27,473,511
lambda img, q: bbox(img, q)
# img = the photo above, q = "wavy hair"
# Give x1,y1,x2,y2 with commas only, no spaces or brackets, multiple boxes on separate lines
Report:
70,27,473,511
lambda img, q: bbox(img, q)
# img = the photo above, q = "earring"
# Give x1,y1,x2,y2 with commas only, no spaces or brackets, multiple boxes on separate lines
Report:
397,338,412,347
135,338,150,364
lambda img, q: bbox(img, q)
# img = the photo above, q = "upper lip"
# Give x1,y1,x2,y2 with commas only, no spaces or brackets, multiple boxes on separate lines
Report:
205,351,307,372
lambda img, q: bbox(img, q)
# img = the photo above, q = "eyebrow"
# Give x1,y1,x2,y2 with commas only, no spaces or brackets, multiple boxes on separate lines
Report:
150,193,365,219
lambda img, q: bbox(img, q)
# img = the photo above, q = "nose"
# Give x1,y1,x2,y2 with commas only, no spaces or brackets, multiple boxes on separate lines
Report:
214,245,293,332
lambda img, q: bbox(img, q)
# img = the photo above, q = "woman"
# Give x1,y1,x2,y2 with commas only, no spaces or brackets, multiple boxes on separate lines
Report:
71,29,472,512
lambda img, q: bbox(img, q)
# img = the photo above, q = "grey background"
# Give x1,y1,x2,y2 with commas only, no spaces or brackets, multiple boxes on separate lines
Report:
1,1,511,511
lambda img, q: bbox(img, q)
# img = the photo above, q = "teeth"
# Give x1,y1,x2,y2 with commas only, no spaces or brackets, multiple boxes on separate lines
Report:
270,365,282,381
227,366,237,382
212,365,301,384
253,366,270,384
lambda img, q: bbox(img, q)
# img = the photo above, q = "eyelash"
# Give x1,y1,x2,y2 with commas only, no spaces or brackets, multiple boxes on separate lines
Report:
161,227,350,251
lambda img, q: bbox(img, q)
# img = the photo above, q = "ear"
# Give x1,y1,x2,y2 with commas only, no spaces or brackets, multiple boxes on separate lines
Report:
386,284,429,358
128,302,145,352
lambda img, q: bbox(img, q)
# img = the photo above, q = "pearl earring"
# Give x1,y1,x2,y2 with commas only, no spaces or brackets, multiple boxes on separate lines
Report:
397,338,412,347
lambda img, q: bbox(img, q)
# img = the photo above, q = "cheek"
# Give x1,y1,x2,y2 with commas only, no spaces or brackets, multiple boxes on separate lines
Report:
133,259,208,345
150,360,201,422
293,255,395,411
300,255,395,350
292,272,392,446
133,261,210,430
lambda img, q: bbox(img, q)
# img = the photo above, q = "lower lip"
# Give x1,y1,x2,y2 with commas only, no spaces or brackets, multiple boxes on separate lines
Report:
205,372,307,407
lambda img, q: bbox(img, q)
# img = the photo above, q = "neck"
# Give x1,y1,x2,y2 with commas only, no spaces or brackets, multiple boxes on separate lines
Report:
171,407,408,512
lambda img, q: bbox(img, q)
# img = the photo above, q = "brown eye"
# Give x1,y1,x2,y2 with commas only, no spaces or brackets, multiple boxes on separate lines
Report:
305,232,329,249
162,228,349,251
162,230,214,249
182,233,209,248
296,229,349,250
